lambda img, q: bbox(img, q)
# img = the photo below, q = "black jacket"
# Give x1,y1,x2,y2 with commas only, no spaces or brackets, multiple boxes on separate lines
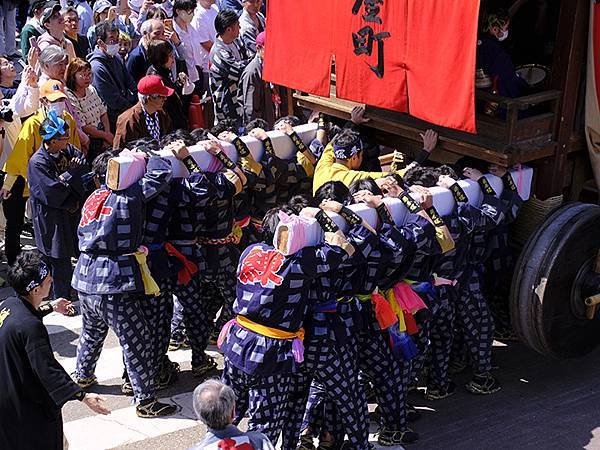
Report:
0,296,83,449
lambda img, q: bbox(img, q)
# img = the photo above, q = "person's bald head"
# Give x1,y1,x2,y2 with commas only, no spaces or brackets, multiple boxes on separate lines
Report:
192,379,236,431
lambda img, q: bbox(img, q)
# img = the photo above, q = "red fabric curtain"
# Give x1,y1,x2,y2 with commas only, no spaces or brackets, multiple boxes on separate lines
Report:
263,0,480,133
262,0,334,97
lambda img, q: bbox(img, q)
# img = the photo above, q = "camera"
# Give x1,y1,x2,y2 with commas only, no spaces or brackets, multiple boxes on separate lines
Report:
0,101,13,123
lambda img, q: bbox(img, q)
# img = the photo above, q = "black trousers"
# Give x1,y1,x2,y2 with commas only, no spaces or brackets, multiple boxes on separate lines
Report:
3,176,26,265
48,257,74,300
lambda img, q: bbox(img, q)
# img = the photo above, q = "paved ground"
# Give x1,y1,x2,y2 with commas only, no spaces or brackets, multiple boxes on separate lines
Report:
1,238,600,449
13,303,596,450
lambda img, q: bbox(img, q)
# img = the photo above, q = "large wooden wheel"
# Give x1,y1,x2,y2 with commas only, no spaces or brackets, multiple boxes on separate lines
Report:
510,202,600,358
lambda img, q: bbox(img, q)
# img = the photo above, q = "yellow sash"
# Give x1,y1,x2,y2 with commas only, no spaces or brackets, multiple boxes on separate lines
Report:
131,247,160,296
236,315,305,341
356,294,372,303
383,288,406,332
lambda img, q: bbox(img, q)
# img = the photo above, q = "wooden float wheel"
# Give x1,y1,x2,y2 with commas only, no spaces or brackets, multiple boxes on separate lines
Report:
510,202,600,358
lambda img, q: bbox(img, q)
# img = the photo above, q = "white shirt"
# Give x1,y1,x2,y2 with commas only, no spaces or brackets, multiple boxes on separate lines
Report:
174,20,204,82
192,3,219,71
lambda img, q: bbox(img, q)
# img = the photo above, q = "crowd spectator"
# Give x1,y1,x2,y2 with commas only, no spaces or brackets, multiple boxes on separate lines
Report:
190,379,275,450
477,9,528,99
239,0,265,56
27,113,89,301
20,0,46,63
62,7,90,60
240,31,275,126
66,58,113,160
1,79,80,266
38,3,76,61
0,56,18,98
0,64,40,171
0,250,109,449
192,0,219,77
216,0,243,15
146,39,188,129
38,45,69,85
87,0,137,51
70,0,94,35
0,1,18,59
209,9,250,128
119,31,133,60
133,0,171,32
173,0,205,88
113,74,174,148
89,21,137,130
127,19,166,82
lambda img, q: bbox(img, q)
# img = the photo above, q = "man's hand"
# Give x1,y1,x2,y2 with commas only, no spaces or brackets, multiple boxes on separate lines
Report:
353,190,383,208
218,131,237,143
410,185,433,209
350,106,370,125
489,164,507,178
169,140,190,160
463,167,483,182
82,393,110,415
202,140,224,156
166,29,180,46
420,129,438,153
300,206,320,219
319,199,344,213
0,188,12,200
27,46,39,69
22,65,38,88
376,176,403,198
70,156,84,168
248,128,268,141
50,298,75,316
437,174,457,189
274,121,293,135
107,6,117,22
140,0,154,14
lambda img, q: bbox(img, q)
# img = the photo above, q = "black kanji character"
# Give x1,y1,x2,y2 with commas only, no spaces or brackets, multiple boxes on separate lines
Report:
352,26,390,78
352,0,384,24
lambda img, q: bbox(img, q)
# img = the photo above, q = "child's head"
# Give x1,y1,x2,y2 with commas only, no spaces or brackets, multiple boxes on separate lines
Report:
118,32,132,60
313,181,351,206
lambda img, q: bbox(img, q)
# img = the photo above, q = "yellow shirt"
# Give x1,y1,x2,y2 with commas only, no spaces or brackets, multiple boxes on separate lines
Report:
313,144,412,194
2,110,81,197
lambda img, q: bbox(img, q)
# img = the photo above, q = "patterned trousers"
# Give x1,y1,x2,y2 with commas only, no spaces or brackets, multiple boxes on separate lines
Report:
170,297,185,340
142,278,174,378
357,323,407,431
75,292,155,401
172,276,213,368
280,370,312,450
222,359,292,445
199,244,240,331
456,266,494,374
427,286,456,389
301,337,370,450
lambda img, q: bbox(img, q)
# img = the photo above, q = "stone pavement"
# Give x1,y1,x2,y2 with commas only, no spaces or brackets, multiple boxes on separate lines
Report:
1,233,600,449
34,309,600,450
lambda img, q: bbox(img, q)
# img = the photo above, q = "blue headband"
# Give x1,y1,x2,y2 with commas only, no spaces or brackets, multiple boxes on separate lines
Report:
41,110,67,142
333,136,362,160
25,261,50,293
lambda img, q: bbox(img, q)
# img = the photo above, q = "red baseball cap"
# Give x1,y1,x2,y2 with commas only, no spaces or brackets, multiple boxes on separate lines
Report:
137,75,174,97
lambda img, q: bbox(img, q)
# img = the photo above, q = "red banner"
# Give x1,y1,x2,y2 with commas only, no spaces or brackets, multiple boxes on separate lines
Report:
263,0,480,133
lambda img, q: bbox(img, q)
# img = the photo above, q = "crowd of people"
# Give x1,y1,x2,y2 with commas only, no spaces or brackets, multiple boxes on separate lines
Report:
0,2,525,450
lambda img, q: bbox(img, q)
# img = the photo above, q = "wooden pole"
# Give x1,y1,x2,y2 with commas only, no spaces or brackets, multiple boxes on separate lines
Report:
536,0,589,199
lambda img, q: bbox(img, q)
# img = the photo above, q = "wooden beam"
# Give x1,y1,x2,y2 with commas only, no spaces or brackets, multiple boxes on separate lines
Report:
296,93,557,166
538,0,590,198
